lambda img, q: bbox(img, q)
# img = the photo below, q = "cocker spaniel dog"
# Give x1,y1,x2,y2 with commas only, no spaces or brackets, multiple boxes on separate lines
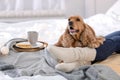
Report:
55,16,105,48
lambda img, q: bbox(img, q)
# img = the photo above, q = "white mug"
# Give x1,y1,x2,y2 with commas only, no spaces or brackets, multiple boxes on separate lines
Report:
27,31,38,46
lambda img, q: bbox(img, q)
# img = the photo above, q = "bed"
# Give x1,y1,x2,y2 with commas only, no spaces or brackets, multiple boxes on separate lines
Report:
0,1,120,80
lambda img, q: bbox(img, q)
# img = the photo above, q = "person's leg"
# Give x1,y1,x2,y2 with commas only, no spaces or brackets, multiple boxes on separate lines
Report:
94,36,120,62
47,46,96,63
47,46,96,72
112,36,120,53
94,31,120,62
94,39,115,62
105,31,120,53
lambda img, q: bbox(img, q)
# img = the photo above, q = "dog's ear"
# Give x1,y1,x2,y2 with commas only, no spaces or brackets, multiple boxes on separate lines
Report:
83,23,96,36
80,23,96,46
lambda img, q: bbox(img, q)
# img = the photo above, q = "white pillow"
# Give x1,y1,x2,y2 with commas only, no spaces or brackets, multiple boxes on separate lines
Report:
106,0,120,21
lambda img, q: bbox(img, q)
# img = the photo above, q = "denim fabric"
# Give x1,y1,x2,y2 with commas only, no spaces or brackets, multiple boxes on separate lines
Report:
94,31,120,61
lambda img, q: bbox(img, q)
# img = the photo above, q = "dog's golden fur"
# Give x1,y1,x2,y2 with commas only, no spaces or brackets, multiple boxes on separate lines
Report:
55,16,105,48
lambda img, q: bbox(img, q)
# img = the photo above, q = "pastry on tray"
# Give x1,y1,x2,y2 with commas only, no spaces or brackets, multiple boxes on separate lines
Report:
15,42,44,48
16,42,33,48
14,41,48,52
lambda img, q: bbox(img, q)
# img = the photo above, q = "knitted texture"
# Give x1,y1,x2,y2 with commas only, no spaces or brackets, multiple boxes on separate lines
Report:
47,45,96,72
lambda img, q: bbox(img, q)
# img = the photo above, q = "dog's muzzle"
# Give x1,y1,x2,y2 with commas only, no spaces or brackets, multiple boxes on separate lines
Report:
68,21,79,34
69,21,74,32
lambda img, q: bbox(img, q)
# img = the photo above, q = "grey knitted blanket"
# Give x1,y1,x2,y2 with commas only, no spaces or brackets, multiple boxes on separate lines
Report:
0,62,20,77
0,38,120,80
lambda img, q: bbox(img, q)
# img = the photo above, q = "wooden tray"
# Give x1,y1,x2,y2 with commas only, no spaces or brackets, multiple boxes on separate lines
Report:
13,41,48,52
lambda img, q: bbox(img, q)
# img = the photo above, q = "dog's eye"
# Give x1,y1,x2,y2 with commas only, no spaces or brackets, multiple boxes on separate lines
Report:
76,18,80,21
68,19,70,21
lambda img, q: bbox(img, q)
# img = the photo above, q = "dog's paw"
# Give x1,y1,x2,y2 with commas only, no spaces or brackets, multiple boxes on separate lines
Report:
88,40,101,48
88,43,100,48
97,36,105,44
89,37,105,48
74,41,83,47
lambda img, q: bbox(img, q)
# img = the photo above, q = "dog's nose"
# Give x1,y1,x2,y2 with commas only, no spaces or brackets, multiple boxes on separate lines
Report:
69,21,73,26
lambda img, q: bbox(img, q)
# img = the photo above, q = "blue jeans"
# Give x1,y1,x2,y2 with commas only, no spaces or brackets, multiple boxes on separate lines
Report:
94,31,120,62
